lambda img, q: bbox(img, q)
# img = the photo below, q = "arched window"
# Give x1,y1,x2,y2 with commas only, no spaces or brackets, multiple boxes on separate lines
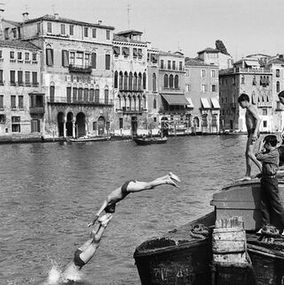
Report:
119,71,123,90
129,72,133,90
90,88,94,101
50,82,55,102
104,86,109,104
128,95,131,110
143,95,146,109
153,73,156,92
277,81,280,93
84,88,89,102
133,73,138,90
124,72,128,90
78,87,83,102
114,71,118,88
153,98,157,109
174,75,179,89
95,85,100,103
143,72,146,90
118,95,121,109
193,117,199,128
169,74,174,88
138,95,141,111
138,73,142,90
72,85,77,102
164,74,168,88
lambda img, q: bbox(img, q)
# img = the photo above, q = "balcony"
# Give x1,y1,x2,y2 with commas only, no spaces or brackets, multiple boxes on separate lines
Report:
257,102,272,108
117,107,146,115
68,65,92,74
48,96,114,106
30,106,45,115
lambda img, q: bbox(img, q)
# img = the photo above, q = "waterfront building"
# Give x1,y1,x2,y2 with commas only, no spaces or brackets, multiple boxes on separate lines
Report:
2,12,115,139
197,45,233,70
265,56,284,132
184,58,220,134
0,40,42,138
112,30,148,136
219,57,273,132
146,45,159,133
158,50,189,135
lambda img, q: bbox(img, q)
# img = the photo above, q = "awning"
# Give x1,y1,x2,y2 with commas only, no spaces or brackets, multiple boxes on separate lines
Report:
113,46,120,55
151,54,158,63
186,97,194,108
162,94,190,106
211,97,220,109
133,48,138,56
244,60,260,68
122,47,129,56
200,97,211,109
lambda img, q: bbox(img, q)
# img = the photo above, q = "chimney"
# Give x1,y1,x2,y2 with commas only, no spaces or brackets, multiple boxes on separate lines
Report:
22,11,29,22
98,20,102,25
54,12,59,19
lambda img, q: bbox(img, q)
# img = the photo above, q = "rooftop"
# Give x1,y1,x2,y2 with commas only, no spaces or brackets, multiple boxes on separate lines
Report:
185,57,217,67
0,40,40,50
19,14,115,30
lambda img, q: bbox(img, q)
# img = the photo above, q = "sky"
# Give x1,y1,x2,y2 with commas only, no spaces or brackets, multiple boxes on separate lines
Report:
2,0,284,60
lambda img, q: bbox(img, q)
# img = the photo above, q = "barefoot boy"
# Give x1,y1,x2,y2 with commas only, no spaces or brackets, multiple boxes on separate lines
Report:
88,172,181,227
255,135,284,233
238,93,262,180
62,213,112,281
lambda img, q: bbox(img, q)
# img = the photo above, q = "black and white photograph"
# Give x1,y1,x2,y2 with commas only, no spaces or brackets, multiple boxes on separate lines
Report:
1,0,284,284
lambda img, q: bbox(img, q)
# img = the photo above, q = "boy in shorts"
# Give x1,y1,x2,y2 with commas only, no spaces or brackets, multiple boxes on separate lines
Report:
238,93,262,181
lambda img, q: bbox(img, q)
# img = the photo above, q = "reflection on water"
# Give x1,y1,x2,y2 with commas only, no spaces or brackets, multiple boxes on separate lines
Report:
0,135,249,285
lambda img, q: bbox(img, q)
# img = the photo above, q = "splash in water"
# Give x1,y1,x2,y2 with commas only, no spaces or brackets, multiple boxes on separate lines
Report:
45,260,83,285
47,265,62,284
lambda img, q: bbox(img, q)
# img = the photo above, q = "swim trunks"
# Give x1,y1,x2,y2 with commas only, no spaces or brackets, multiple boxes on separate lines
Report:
104,180,135,213
73,249,85,269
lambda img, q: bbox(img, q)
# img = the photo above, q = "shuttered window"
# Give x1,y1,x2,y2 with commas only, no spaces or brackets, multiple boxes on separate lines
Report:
46,48,54,66
91,52,96,68
105,54,110,70
62,50,69,67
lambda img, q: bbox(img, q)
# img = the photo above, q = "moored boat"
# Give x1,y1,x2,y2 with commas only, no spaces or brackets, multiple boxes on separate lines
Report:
133,136,168,145
67,135,111,143
134,174,284,285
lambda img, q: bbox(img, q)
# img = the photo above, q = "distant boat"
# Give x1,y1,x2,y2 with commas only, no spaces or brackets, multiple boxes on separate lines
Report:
133,136,168,145
67,135,111,143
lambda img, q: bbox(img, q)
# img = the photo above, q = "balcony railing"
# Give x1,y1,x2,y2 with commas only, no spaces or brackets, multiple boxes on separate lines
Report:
219,67,272,75
30,106,45,115
257,102,272,108
116,107,147,114
48,96,114,106
68,65,92,74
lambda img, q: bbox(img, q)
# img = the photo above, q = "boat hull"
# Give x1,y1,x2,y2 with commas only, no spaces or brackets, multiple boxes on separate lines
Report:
134,179,284,285
133,137,168,145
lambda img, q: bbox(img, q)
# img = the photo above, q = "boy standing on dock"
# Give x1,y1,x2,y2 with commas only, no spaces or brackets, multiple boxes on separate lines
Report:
238,93,262,181
256,135,284,233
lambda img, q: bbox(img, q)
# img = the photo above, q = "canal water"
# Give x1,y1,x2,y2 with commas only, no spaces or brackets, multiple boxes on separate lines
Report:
0,135,250,285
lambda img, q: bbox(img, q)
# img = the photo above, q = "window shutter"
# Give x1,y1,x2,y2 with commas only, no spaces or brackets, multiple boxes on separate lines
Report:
62,50,69,67
46,49,53,66
91,53,96,68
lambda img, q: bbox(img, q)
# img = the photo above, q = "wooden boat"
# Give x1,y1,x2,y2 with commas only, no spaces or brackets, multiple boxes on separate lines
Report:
133,136,168,145
67,135,111,143
134,173,284,285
